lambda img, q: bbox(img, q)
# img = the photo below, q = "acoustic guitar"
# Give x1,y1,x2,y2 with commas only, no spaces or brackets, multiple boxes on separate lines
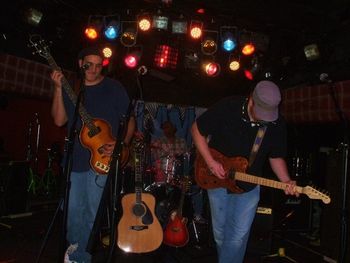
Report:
29,35,128,174
163,174,191,247
117,140,163,253
195,148,331,204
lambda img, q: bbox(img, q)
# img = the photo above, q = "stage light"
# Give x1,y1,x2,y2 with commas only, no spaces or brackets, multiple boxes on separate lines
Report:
189,20,203,40
24,8,43,26
201,30,218,55
240,30,255,56
220,26,238,52
172,18,187,34
304,44,320,61
242,43,255,56
102,58,110,67
138,14,152,32
104,15,120,40
228,54,240,71
124,46,142,69
124,52,140,68
152,14,168,30
120,21,138,47
84,15,104,40
154,45,179,69
243,54,260,80
102,46,113,58
184,50,200,69
202,61,220,77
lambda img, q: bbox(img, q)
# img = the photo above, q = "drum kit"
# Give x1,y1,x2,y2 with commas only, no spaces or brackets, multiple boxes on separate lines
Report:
142,152,200,226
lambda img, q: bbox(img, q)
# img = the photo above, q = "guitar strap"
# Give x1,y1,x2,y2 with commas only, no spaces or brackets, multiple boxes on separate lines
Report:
248,125,267,167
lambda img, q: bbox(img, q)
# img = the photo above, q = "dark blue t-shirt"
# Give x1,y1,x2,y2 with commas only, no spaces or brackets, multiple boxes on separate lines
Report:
196,96,287,191
63,77,130,172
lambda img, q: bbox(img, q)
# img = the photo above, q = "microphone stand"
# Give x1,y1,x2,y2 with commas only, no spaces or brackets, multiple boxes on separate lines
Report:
328,81,349,263
86,99,135,263
35,68,86,263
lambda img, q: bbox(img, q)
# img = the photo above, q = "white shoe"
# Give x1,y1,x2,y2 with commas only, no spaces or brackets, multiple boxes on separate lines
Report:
64,243,79,263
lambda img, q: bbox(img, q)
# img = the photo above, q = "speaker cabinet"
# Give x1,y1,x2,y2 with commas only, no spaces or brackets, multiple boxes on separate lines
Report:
247,207,273,255
0,161,29,215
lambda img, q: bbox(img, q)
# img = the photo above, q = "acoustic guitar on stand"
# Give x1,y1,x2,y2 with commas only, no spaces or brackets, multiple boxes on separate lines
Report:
117,140,163,253
195,148,331,204
163,175,191,247
29,35,128,174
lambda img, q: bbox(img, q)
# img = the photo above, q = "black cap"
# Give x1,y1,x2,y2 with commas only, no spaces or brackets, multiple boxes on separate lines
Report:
78,46,103,60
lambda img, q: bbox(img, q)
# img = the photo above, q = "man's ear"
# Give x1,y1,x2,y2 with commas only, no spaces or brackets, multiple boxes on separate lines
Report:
78,59,83,68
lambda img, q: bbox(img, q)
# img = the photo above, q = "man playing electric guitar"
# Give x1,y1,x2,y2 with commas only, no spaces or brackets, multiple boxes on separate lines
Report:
51,46,135,263
191,80,299,263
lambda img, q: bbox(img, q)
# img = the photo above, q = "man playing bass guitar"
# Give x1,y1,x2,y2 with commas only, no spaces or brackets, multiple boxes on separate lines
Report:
51,46,135,263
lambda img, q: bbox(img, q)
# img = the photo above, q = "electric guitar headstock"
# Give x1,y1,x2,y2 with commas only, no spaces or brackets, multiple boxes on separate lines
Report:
302,185,331,204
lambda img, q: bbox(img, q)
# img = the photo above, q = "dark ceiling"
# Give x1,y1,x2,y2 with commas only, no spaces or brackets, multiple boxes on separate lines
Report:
1,0,350,106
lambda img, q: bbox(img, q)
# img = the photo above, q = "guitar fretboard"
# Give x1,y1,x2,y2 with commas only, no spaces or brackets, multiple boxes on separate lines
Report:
235,172,303,193
46,55,99,135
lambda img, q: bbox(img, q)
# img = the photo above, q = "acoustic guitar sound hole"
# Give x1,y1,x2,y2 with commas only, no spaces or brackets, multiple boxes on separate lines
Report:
132,203,146,217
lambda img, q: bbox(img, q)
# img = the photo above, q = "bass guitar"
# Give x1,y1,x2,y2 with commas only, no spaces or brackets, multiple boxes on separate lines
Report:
117,140,163,253
29,35,128,174
195,148,331,204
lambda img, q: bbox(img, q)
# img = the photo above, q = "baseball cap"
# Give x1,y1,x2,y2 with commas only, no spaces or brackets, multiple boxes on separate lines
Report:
252,80,281,122
77,46,104,60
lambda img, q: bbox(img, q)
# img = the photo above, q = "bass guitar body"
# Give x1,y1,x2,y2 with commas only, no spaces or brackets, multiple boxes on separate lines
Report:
80,118,129,174
117,193,163,253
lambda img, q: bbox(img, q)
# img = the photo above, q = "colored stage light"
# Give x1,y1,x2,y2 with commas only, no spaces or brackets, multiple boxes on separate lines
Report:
139,18,151,32
202,61,220,77
120,21,138,47
124,53,139,68
84,15,104,40
189,20,203,40
242,43,255,56
154,45,178,69
103,15,120,40
221,26,238,52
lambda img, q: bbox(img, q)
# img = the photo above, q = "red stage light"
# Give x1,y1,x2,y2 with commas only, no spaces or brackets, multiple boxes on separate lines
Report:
154,45,178,69
124,53,139,68
244,69,254,80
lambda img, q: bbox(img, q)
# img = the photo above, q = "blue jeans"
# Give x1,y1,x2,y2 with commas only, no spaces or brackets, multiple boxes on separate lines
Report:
207,186,260,263
67,170,107,263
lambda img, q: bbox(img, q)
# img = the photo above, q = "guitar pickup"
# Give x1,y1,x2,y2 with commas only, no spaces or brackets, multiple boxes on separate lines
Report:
95,161,110,173
88,126,101,138
130,225,148,231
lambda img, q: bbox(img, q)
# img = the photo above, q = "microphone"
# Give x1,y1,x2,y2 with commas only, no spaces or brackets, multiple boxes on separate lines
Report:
81,63,90,71
320,73,332,83
137,65,148,76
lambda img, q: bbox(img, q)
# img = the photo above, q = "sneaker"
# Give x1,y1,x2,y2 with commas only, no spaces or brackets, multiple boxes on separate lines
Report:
64,243,79,263
193,215,208,224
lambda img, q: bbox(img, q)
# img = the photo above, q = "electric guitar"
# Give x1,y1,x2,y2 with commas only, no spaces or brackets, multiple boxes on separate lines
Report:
163,155,191,247
29,35,128,174
117,140,163,253
195,148,331,204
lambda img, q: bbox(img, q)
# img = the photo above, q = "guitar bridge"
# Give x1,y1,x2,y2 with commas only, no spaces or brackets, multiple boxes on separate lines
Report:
130,225,148,231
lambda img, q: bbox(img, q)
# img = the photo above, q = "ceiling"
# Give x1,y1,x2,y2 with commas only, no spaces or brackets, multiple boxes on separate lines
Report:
1,0,350,106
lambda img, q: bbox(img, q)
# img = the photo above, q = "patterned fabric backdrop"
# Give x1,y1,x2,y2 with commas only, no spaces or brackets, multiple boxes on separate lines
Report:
1,53,349,124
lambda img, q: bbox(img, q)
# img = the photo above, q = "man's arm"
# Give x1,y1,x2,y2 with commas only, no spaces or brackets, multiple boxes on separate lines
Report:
191,122,226,179
269,157,299,196
50,70,68,127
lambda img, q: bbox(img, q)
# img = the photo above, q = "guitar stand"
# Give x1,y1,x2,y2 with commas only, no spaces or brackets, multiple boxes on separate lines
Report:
261,247,298,263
